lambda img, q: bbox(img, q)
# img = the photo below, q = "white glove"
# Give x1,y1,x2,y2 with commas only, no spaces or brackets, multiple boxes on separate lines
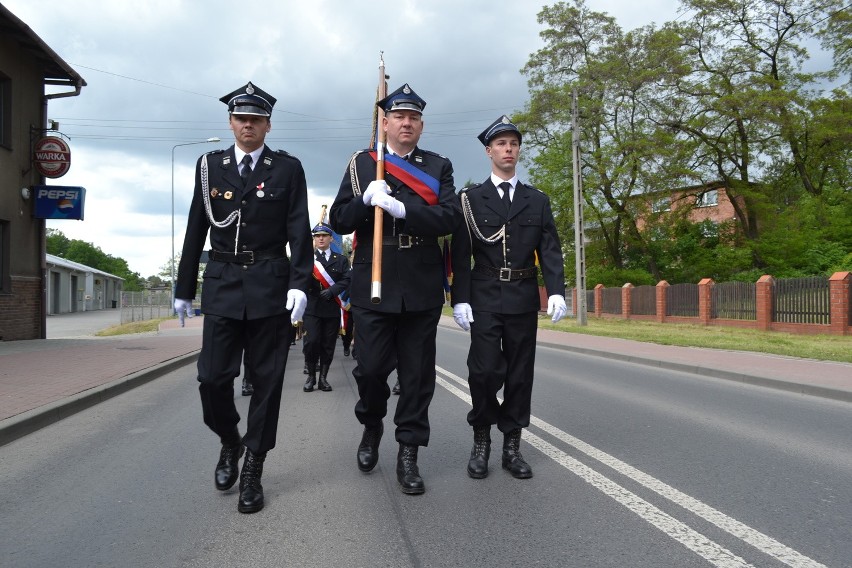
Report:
452,303,474,331
286,289,307,324
362,180,390,205
547,294,568,323
174,298,193,327
371,190,406,219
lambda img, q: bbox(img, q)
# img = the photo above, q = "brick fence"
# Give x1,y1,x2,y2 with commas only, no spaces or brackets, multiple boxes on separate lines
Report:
561,271,851,336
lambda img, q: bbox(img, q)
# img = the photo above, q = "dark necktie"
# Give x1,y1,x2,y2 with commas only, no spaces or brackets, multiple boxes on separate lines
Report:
240,154,253,187
499,181,512,212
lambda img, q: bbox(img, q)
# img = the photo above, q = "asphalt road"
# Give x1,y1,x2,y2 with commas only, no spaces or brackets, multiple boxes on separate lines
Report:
1,326,849,567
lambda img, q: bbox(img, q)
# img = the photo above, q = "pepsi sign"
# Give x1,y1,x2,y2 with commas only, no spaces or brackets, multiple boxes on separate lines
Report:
33,185,86,220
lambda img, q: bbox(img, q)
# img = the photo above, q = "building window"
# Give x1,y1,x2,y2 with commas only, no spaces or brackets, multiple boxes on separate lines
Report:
652,196,671,213
0,75,10,149
696,189,718,208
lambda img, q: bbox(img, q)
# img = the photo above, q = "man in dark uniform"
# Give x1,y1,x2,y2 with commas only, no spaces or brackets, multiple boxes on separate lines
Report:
450,115,567,480
303,221,351,393
174,81,312,513
329,84,460,495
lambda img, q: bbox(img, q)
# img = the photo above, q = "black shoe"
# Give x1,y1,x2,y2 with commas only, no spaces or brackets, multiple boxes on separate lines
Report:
215,442,244,491
238,450,266,514
343,346,350,357
303,374,316,392
357,424,383,472
241,377,254,396
467,426,491,479
396,444,425,495
502,429,533,479
318,363,332,391
392,380,400,396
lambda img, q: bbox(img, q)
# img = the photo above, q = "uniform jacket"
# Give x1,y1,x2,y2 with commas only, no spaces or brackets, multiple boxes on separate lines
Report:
305,249,351,318
176,144,313,320
329,147,461,313
450,178,565,314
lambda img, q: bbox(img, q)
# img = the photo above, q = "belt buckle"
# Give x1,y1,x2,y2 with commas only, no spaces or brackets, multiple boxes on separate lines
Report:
499,267,512,282
398,234,412,249
244,251,255,264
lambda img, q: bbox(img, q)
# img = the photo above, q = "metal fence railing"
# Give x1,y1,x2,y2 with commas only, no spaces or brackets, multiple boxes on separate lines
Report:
712,281,756,320
600,287,622,314
773,276,830,324
120,290,173,324
666,283,699,317
631,285,656,316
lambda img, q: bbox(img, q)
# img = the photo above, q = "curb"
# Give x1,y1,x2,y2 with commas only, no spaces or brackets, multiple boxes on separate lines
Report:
0,351,200,447
535,339,852,404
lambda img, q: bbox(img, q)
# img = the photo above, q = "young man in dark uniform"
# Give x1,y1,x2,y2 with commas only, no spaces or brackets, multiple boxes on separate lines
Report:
329,84,461,495
174,82,312,513
303,221,351,393
450,115,567,480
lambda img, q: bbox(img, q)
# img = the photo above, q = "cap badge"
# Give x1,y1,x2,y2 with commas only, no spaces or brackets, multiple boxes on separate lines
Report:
502,116,511,124
403,84,411,94
246,83,255,95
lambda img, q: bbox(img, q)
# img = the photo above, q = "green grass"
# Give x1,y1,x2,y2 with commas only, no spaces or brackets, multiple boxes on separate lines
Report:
95,318,171,337
442,307,852,363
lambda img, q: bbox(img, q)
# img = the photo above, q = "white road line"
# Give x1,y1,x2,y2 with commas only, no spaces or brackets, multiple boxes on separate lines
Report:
435,366,826,568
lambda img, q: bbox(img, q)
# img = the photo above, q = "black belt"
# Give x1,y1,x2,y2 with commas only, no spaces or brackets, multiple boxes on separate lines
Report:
380,235,437,249
209,248,287,264
473,264,537,281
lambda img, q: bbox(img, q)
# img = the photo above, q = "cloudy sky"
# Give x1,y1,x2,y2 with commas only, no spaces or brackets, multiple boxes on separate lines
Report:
8,0,686,277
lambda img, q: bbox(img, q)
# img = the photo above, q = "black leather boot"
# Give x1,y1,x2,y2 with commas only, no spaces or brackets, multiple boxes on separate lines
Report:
467,426,491,479
502,429,533,479
303,361,316,392
357,423,383,472
396,444,425,495
241,377,254,396
215,438,244,491
318,363,332,391
238,450,266,514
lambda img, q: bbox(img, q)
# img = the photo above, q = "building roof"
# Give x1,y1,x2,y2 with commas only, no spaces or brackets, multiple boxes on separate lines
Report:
46,254,123,281
0,3,86,88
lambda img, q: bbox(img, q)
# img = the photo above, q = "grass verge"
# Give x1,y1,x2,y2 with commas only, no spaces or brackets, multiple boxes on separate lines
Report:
95,318,171,337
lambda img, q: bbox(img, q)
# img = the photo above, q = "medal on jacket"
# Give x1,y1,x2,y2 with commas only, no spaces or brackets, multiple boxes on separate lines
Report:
256,182,265,198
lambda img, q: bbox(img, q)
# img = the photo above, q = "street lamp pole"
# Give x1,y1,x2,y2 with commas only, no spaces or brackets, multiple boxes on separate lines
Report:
171,137,220,311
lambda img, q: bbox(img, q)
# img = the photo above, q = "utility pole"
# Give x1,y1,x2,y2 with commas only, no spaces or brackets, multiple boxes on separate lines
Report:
572,89,587,326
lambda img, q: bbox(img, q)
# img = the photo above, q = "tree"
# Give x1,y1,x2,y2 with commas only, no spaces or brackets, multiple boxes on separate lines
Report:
45,229,144,291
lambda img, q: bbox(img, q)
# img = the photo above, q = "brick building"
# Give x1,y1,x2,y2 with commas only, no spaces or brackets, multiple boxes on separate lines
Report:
0,4,86,340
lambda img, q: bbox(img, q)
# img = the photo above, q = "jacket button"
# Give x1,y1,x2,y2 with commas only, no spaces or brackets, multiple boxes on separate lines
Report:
242,265,248,270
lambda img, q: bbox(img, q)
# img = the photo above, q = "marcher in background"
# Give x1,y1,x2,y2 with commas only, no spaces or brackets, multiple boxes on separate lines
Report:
450,115,567,480
329,83,461,495
303,221,351,392
174,82,311,513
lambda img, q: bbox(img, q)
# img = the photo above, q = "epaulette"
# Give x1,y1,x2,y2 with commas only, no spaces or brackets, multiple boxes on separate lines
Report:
274,149,295,159
419,148,449,160
206,149,225,155
458,182,482,194
526,184,546,195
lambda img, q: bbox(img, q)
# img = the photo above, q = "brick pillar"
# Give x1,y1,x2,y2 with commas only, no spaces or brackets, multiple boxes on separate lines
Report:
656,280,669,323
622,283,633,320
594,283,604,318
698,278,714,326
756,275,774,331
829,271,851,336
572,287,578,317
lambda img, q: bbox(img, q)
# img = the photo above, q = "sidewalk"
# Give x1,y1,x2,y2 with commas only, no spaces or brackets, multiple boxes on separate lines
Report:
1,313,850,446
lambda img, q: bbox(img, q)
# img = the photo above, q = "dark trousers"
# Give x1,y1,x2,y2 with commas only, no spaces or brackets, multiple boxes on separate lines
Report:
197,313,293,454
467,310,538,433
341,311,354,349
351,304,441,446
303,313,339,366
